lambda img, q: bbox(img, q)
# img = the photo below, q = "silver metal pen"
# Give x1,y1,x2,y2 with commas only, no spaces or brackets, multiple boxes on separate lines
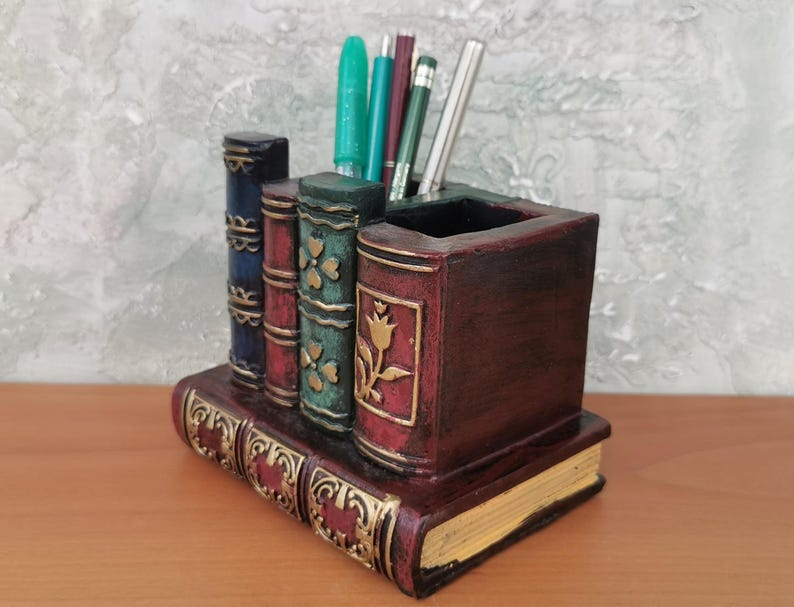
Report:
417,39,485,195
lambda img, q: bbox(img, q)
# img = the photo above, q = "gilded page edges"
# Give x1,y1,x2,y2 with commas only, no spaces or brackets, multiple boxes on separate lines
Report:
420,443,604,569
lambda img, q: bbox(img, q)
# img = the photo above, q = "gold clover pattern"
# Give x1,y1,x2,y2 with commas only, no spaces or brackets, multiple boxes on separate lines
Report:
299,236,341,290
301,341,340,393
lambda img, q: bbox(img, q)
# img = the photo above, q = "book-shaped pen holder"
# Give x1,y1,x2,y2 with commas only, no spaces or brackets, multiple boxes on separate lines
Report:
354,187,599,477
172,136,610,599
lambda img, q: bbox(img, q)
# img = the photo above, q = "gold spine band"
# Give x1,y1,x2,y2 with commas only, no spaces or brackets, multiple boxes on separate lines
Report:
298,209,357,231
264,382,299,400
263,320,299,338
357,234,422,257
353,432,432,475
263,265,298,280
263,274,297,290
266,390,298,408
228,285,261,307
262,209,295,221
227,234,262,253
356,247,436,273
228,304,263,327
300,398,349,420
298,290,354,313
298,306,354,330
262,196,297,210
263,331,299,348
222,144,250,154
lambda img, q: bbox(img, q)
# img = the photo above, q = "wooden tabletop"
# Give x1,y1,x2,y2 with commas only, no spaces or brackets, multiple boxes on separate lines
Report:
2,383,793,606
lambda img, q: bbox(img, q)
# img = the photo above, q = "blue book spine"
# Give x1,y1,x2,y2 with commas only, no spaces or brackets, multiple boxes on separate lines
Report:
224,133,289,388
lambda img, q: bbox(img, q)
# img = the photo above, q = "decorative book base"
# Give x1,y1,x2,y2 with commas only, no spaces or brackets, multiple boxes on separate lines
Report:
172,364,610,598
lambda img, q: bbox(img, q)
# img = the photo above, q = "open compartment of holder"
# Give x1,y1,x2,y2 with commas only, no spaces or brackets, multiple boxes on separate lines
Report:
173,135,610,599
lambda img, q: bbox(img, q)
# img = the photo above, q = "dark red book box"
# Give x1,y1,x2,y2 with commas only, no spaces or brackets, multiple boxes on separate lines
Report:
172,142,610,599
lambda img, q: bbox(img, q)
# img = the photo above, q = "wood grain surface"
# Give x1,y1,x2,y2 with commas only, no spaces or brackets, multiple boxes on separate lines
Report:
2,384,793,606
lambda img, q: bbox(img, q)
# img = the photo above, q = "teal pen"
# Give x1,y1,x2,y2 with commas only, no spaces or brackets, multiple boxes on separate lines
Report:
388,55,437,202
363,35,394,182
334,36,368,178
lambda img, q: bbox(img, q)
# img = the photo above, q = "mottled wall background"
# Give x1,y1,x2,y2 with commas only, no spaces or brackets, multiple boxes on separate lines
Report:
1,0,793,393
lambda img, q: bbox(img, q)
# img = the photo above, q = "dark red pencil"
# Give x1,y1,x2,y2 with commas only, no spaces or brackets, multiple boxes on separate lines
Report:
381,33,415,189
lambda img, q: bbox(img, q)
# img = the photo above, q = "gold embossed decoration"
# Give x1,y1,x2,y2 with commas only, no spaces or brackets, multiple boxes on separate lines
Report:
226,213,261,253
308,466,400,579
355,301,412,408
355,285,423,427
298,236,341,290
300,342,340,393
228,307,263,326
223,154,254,174
243,426,306,521
227,284,263,327
183,389,243,477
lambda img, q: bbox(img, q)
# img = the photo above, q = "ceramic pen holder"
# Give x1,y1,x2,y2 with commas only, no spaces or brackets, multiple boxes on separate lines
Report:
172,136,609,599
353,183,599,477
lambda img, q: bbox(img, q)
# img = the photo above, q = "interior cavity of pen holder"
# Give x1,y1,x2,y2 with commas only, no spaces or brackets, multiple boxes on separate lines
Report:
386,198,540,238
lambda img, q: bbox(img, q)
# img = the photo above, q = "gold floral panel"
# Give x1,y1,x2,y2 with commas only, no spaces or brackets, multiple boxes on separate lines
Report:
243,426,306,521
354,283,422,427
182,389,244,478
308,466,400,580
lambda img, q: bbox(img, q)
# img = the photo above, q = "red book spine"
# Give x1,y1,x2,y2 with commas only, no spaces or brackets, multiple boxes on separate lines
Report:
352,235,444,476
261,180,301,407
381,34,415,190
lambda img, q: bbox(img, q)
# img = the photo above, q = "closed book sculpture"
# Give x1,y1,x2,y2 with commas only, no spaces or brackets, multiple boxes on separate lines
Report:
173,368,608,598
172,135,610,598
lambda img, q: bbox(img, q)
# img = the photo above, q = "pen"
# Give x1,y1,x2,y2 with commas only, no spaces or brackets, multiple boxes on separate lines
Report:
363,35,394,182
334,36,368,178
418,39,485,195
381,33,415,188
388,55,437,202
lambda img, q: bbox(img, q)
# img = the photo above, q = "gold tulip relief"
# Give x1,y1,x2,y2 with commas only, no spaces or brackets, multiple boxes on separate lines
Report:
355,301,412,406
301,342,340,393
299,236,341,290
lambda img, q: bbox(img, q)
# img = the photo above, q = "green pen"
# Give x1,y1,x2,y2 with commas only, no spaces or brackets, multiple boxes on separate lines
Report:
363,35,394,182
388,55,437,201
334,36,369,179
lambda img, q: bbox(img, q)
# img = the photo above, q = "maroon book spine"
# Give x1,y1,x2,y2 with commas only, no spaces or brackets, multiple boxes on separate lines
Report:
381,34,415,190
353,232,444,476
261,180,301,407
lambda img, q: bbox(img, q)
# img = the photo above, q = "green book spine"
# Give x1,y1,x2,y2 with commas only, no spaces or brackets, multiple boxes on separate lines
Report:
296,173,385,432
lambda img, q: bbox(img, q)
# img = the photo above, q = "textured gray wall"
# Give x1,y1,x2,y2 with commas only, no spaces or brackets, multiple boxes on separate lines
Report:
1,1,793,393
